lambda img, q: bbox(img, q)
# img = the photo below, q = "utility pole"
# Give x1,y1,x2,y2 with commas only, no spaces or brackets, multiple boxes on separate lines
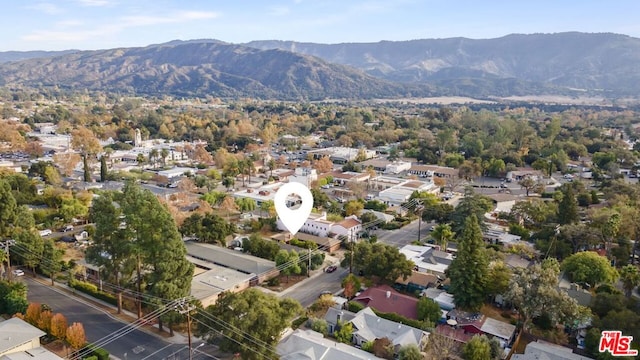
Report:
307,247,311,277
1,240,15,281
177,299,196,360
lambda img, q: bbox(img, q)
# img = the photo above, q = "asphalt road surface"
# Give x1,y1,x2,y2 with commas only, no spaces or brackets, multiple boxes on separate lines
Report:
281,267,349,307
25,277,218,360
376,219,437,248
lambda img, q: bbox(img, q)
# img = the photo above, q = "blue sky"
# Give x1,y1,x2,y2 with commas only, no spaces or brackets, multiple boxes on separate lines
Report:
2,0,639,51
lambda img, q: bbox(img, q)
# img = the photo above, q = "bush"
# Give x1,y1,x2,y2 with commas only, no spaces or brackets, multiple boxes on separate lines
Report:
267,277,280,286
291,316,308,329
374,310,431,331
69,281,117,306
84,345,109,360
348,301,365,313
289,238,318,250
508,223,530,241
83,356,98,360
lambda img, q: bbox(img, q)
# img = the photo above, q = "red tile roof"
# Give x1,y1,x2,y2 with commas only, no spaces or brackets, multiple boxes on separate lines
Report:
337,218,361,229
352,285,419,320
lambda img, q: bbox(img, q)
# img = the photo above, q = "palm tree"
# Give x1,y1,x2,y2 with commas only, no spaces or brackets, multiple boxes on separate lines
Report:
149,149,159,169
160,148,169,168
267,159,276,179
237,160,247,188
245,158,255,184
136,153,146,169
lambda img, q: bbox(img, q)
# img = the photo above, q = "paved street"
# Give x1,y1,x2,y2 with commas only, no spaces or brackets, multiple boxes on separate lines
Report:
25,278,219,360
281,266,349,307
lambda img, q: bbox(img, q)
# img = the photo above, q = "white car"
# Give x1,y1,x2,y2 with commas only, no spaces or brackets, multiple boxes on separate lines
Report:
39,229,52,237
12,269,24,277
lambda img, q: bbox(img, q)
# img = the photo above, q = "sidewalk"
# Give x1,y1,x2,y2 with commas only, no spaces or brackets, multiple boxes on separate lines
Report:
279,253,342,297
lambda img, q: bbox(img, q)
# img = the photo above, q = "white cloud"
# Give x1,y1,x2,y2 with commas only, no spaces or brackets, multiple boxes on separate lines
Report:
268,6,291,16
26,2,63,14
75,0,113,6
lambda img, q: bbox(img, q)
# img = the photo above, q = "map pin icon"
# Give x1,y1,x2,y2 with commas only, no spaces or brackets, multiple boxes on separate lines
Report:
274,182,313,236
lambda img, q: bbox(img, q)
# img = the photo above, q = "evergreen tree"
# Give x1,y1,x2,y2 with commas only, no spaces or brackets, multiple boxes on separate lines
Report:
558,185,578,225
100,155,107,182
0,180,17,238
451,187,492,233
83,155,91,182
446,216,489,311
41,239,63,286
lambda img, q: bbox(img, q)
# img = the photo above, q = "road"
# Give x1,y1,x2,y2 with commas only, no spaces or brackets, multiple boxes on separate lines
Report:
281,267,349,307
376,218,437,248
25,278,219,360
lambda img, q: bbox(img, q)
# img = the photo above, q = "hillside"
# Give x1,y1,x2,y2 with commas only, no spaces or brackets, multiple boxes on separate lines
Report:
245,32,640,97
0,42,421,100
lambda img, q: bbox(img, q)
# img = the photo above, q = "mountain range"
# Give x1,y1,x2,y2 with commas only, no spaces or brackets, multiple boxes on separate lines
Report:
0,32,639,100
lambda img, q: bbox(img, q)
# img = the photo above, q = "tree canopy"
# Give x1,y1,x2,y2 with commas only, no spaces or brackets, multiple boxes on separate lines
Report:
561,251,619,288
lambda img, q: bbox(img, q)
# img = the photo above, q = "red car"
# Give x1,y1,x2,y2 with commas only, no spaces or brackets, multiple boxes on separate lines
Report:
325,265,338,273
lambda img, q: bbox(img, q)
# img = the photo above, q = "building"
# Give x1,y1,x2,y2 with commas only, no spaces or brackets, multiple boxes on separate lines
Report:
422,288,456,312
395,271,440,294
307,147,376,164
385,161,412,174
324,307,429,352
184,241,278,283
288,167,318,187
352,285,419,320
445,310,516,348
331,171,371,186
511,340,592,360
506,168,544,182
0,318,63,359
399,244,454,277
332,216,362,243
276,212,362,242
377,179,439,206
408,164,458,178
188,256,254,308
277,329,386,360
483,225,522,246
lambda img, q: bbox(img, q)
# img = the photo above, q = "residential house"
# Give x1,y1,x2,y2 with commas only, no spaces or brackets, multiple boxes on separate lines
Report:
0,318,63,359
511,340,592,360
324,307,429,354
503,254,533,270
395,271,440,294
399,244,454,277
445,310,516,348
483,225,522,246
288,167,318,187
422,288,456,312
384,161,412,174
307,147,376,163
352,285,419,320
188,257,254,308
331,171,371,186
277,329,385,360
559,274,593,307
361,209,394,225
408,164,458,178
506,168,544,182
377,179,439,206
332,216,362,243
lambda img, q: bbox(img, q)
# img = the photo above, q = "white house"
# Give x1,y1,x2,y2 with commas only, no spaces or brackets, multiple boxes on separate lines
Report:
400,244,454,276
0,318,63,359
384,161,412,174
331,216,362,242
288,167,318,187
277,329,385,360
378,179,439,206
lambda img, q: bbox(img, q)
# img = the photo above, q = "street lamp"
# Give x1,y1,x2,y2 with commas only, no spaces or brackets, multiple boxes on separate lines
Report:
191,343,205,358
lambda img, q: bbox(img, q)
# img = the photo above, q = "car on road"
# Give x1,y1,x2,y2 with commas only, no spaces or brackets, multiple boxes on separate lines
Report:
325,265,338,273
62,225,74,232
319,290,333,297
39,229,52,237
12,269,24,277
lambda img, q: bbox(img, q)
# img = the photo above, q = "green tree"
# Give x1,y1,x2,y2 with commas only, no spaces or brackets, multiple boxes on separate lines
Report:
446,216,489,311
561,251,619,288
275,249,301,282
344,200,364,216
13,228,44,275
462,335,491,360
398,344,422,360
222,176,235,190
342,242,413,283
431,223,455,250
200,190,226,206
235,197,256,213
417,296,441,323
505,258,589,343
0,180,17,238
557,185,578,225
451,187,492,233
486,261,512,300
179,213,236,245
518,176,537,197
242,234,280,260
100,156,107,182
334,322,354,344
41,239,63,286
195,289,302,360
619,265,640,298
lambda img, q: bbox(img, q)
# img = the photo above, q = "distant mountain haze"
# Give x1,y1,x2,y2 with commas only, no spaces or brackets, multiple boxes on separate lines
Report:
0,32,638,99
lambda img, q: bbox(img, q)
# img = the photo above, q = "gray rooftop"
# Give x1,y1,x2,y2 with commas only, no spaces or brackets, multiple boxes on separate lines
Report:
0,347,64,360
511,340,592,360
0,318,46,355
278,329,384,360
480,317,516,341
184,241,276,275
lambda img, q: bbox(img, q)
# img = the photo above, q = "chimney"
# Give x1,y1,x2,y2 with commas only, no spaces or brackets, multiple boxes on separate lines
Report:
386,291,391,298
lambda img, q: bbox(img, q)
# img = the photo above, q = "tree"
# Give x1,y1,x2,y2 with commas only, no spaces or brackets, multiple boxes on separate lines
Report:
486,261,512,300
38,310,53,333
334,322,354,344
451,187,492,233
195,289,302,360
446,216,489,311
43,165,62,186
372,337,394,359
341,273,361,299
431,223,455,250
179,213,236,245
100,155,108,182
25,303,42,326
417,296,441,323
235,197,256,213
13,228,44,275
398,344,423,360
53,152,81,176
71,127,102,182
42,239,63,286
222,176,235,190
518,176,538,197
50,313,68,339
557,185,578,225
619,265,640,298
342,242,413,283
463,335,491,360
66,322,86,350
260,200,276,218
344,200,364,216
505,258,588,341
561,251,619,288
0,180,17,238
275,250,301,282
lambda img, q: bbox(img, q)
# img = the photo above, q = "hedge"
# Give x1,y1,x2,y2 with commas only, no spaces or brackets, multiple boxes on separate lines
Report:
69,280,118,306
83,344,109,360
83,356,98,360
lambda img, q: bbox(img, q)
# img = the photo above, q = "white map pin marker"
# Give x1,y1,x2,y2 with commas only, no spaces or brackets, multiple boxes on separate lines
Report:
274,182,313,236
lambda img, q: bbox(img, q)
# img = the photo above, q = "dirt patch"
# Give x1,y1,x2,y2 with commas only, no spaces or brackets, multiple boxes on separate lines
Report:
57,242,85,263
262,274,309,292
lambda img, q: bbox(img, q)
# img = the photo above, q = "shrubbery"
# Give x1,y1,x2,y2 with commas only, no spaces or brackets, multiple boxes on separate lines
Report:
69,280,117,306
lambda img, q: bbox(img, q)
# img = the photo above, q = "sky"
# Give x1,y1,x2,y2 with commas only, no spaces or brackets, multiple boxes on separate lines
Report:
2,0,640,51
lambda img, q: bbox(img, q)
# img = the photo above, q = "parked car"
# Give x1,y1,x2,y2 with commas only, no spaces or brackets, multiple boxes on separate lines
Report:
39,229,52,237
325,265,338,273
62,225,74,232
11,269,24,277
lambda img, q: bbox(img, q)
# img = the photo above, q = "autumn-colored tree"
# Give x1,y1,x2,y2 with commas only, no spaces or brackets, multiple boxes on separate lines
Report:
66,322,87,350
313,156,334,174
25,302,42,326
372,337,394,360
220,196,238,219
38,310,53,333
71,127,102,182
50,313,68,339
194,144,213,164
53,152,81,177
341,273,361,299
